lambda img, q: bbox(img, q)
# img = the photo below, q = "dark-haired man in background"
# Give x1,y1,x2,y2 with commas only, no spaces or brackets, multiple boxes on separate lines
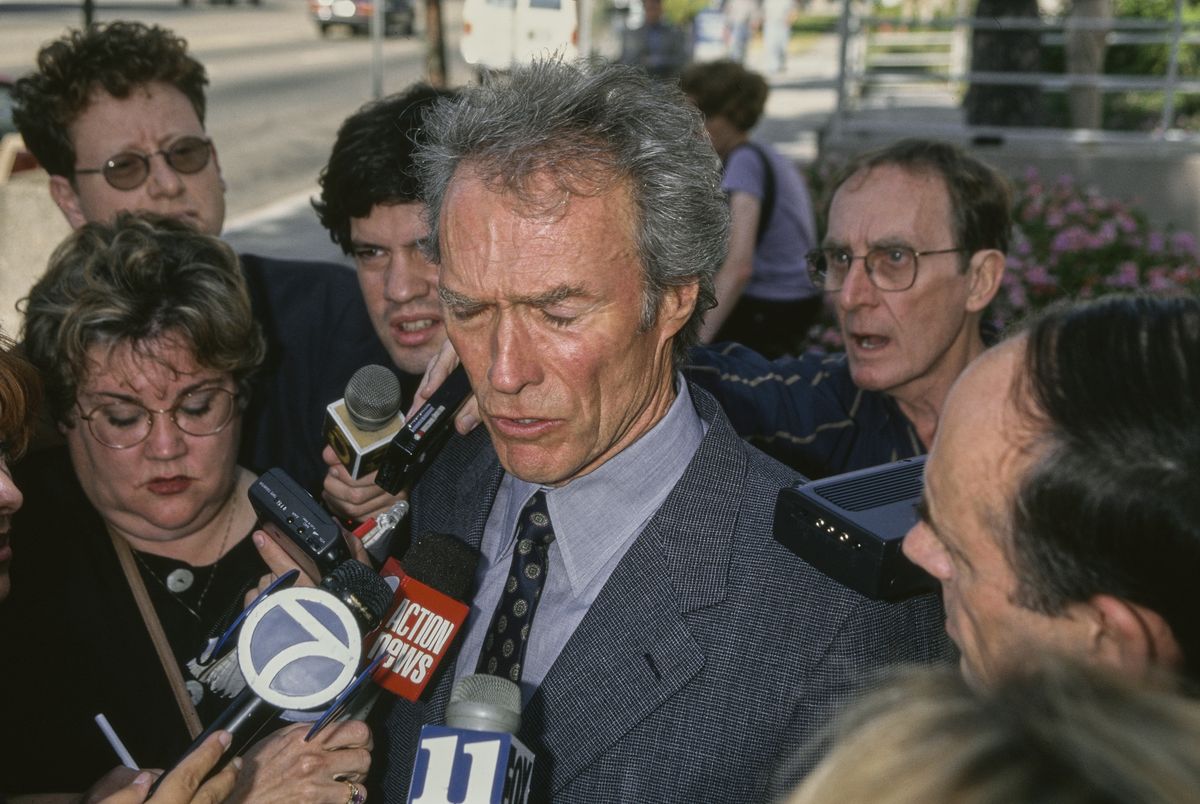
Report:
12,21,389,493
312,84,455,520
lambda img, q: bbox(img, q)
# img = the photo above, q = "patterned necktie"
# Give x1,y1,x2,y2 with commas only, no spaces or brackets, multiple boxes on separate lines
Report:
477,490,556,683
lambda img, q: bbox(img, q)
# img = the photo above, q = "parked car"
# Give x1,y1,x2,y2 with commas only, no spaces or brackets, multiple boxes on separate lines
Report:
461,0,578,71
309,0,415,36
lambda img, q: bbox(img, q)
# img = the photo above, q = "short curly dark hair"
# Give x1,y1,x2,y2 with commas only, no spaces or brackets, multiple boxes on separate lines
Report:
314,84,456,255
679,60,769,132
12,21,208,181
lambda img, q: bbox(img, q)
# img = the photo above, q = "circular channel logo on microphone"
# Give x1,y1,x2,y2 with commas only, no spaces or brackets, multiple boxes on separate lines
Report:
238,587,363,711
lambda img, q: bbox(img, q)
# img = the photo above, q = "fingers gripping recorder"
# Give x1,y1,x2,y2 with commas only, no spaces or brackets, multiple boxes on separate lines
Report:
249,467,352,579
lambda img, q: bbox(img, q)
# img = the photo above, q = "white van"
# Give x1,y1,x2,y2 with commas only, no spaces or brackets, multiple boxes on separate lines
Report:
460,0,579,71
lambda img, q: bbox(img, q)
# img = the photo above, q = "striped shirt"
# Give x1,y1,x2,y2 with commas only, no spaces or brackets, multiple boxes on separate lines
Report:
684,342,923,480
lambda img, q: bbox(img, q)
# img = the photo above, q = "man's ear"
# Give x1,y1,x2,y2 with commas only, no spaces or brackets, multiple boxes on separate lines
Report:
48,174,88,230
964,248,1005,313
658,281,700,340
1085,594,1184,678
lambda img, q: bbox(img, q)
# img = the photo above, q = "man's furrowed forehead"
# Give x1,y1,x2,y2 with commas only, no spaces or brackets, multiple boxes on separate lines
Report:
827,163,954,242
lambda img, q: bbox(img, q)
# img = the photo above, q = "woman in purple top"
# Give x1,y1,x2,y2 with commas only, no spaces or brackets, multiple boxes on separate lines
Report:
683,60,821,357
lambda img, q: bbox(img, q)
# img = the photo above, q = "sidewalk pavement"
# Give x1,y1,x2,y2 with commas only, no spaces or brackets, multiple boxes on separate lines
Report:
222,33,843,263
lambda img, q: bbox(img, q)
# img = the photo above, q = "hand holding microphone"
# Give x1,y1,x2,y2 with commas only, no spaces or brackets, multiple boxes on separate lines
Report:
157,558,393,797
322,365,411,524
408,341,480,436
325,365,407,480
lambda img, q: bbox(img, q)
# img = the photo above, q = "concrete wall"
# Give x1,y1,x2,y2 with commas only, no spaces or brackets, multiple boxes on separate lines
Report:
0,170,70,340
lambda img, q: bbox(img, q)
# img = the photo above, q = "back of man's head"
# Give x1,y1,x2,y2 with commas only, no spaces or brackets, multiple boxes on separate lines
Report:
789,659,1200,804
1011,293,1200,679
314,84,456,255
13,21,207,181
679,60,769,132
414,57,728,366
829,138,1012,260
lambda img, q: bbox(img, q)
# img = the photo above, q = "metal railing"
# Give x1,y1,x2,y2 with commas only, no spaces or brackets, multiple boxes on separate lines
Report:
829,0,1200,143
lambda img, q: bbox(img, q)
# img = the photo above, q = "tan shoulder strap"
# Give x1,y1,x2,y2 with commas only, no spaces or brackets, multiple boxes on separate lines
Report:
108,530,204,738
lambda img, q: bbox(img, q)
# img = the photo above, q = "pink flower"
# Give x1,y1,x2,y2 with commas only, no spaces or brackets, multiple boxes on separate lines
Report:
1104,261,1140,288
1051,227,1090,253
1171,231,1198,255
1007,284,1028,309
1026,264,1055,286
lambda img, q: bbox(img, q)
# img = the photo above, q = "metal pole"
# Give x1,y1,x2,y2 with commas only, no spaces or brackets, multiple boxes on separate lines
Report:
425,0,448,87
371,0,385,98
1159,0,1184,134
832,0,854,129
83,0,94,27
578,0,592,56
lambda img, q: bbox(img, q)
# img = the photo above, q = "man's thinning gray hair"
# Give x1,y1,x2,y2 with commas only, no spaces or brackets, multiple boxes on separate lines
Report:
415,57,727,366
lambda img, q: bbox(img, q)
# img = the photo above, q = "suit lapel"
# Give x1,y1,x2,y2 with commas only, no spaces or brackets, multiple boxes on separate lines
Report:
520,529,704,793
523,388,750,795
424,433,506,724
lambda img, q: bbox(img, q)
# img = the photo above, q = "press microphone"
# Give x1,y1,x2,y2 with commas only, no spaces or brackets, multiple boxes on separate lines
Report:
376,365,472,494
407,675,535,804
325,364,407,480
368,531,480,702
155,560,393,792
313,532,480,731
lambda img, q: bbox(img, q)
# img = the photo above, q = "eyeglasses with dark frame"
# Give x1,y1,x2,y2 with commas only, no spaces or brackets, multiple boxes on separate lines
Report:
806,246,967,292
76,387,239,449
74,136,214,192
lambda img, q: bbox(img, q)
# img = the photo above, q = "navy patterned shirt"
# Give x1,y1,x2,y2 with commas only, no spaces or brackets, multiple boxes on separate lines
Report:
684,342,923,480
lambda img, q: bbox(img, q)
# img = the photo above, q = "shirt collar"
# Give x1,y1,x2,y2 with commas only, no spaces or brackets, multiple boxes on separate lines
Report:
499,378,706,596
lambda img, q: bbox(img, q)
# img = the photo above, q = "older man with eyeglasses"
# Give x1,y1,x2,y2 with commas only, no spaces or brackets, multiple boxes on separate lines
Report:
686,138,1008,479
12,21,391,493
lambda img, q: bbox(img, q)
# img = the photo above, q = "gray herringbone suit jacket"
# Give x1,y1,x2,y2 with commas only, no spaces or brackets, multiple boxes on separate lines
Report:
373,384,952,802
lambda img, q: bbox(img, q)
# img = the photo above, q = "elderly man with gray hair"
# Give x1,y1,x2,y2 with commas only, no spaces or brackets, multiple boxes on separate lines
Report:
371,58,950,801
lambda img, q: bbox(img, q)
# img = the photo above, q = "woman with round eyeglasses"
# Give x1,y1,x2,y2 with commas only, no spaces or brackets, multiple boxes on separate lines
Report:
0,332,241,804
2,214,372,800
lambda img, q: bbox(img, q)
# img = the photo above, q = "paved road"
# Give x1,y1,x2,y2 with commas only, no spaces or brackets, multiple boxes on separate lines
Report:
3,0,840,263
217,31,842,262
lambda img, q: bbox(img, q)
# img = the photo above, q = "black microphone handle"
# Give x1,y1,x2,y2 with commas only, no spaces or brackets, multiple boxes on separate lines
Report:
148,686,276,795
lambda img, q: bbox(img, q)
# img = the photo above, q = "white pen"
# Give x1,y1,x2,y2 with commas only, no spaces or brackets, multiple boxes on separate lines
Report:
94,713,138,770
